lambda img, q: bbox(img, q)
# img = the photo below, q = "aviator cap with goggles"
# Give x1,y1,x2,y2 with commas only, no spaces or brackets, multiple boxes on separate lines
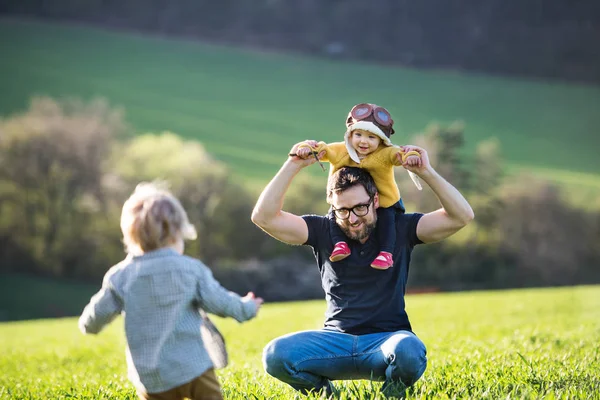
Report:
344,103,396,163
346,103,395,138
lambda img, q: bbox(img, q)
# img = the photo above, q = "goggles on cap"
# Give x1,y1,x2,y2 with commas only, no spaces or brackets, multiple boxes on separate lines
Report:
348,103,393,127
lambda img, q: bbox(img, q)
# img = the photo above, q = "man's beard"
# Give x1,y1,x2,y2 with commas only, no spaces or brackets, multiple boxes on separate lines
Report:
339,218,376,242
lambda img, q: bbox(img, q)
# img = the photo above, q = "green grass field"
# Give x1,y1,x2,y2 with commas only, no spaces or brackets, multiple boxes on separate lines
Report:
1,18,599,190
1,285,598,399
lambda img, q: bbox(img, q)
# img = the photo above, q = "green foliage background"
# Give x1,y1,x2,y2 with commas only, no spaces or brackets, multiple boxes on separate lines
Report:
1,18,600,309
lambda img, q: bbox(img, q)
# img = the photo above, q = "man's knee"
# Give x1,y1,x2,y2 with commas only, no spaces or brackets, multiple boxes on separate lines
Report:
387,334,427,386
262,336,292,378
396,335,427,384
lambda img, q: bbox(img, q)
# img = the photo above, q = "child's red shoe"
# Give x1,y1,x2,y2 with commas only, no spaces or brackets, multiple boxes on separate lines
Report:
371,251,393,270
329,241,351,262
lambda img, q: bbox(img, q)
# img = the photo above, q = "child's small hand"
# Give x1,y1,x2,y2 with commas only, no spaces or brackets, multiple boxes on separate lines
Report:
405,155,421,167
288,141,323,169
399,145,431,175
242,291,264,312
296,146,313,159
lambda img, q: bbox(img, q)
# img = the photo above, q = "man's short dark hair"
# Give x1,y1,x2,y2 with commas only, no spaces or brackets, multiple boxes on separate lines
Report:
326,167,378,203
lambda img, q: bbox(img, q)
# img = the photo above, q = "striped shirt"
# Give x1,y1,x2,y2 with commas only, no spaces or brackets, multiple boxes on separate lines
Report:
79,247,257,393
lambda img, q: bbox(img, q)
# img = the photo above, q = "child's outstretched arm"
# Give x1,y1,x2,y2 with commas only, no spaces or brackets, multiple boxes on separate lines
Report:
196,264,263,323
79,271,123,334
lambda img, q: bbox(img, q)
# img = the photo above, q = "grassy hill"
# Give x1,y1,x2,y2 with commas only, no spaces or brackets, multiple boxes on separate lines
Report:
0,285,598,399
1,18,599,190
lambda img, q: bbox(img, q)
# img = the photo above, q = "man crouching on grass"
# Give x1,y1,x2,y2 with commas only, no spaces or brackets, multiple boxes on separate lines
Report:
251,143,474,397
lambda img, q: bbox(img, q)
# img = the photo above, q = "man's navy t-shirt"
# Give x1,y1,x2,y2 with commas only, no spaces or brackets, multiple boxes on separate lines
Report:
302,212,423,335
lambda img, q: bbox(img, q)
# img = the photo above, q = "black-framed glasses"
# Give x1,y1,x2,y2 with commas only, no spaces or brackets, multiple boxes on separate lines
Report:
332,198,373,220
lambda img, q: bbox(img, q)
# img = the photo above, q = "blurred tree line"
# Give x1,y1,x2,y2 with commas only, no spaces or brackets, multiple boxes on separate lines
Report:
2,0,599,83
0,98,598,301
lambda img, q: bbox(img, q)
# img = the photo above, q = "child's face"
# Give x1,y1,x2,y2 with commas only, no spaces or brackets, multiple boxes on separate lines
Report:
350,130,381,156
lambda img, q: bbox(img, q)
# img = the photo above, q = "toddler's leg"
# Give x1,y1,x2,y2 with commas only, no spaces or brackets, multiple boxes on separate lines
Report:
371,206,396,270
188,369,223,400
137,370,223,400
397,197,406,214
137,385,178,400
328,213,350,262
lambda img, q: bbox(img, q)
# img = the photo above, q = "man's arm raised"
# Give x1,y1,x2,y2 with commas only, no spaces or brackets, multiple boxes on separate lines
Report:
397,145,475,244
251,141,324,246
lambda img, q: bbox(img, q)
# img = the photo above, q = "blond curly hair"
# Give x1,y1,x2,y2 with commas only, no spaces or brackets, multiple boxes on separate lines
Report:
120,182,197,255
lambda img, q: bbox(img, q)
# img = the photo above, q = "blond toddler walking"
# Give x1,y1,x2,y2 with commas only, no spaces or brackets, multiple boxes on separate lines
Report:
79,183,263,400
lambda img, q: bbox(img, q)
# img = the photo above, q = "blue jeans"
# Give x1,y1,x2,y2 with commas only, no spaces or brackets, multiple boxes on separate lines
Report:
263,329,427,395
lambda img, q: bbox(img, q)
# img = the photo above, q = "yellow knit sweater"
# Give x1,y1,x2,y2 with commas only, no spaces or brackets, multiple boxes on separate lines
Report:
302,141,419,208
